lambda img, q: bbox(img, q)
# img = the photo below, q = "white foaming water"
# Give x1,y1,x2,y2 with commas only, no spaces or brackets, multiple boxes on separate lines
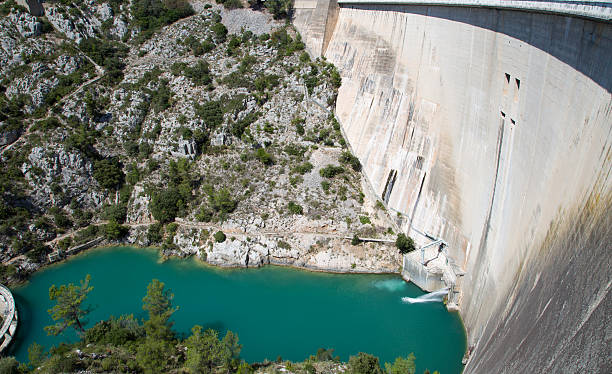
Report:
402,287,449,304
373,279,408,292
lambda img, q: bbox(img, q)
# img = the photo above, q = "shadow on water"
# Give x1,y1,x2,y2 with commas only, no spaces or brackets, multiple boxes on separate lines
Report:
7,293,34,358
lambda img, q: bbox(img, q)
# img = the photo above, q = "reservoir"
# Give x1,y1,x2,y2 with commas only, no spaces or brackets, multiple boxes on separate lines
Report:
9,246,466,373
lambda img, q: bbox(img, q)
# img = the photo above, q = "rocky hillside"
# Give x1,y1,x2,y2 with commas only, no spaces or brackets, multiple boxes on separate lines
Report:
0,0,401,283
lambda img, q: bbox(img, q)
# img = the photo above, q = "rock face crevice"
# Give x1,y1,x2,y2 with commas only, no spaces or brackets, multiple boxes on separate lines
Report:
294,2,611,372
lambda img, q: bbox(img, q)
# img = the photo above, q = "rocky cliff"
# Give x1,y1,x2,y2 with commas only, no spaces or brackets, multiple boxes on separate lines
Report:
294,1,611,372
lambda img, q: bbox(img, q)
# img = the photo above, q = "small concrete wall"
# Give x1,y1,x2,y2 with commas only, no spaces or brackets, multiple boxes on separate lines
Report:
402,255,446,291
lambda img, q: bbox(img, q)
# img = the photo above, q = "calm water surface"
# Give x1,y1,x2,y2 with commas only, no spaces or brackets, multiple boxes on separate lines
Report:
9,247,466,373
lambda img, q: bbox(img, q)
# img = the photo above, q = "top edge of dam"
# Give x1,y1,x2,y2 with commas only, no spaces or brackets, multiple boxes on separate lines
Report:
332,0,612,21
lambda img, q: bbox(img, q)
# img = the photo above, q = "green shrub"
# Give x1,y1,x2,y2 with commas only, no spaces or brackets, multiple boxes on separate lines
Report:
105,220,128,240
211,22,228,43
209,188,237,215
102,204,127,224
359,216,370,225
216,0,242,9
183,61,213,86
330,67,342,88
339,151,361,171
150,188,181,223
321,181,330,193
291,162,313,175
195,100,223,129
214,230,226,243
0,357,19,374
351,234,361,246
150,79,173,112
58,237,73,251
131,0,194,42
287,201,303,215
147,223,163,244
265,0,293,20
94,158,125,190
79,38,128,85
255,148,274,165
384,354,416,374
231,111,260,138
396,233,416,254
348,352,382,374
284,143,306,157
84,315,144,346
319,165,344,178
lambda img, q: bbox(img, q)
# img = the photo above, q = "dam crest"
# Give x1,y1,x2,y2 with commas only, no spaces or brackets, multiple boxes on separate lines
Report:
294,0,611,372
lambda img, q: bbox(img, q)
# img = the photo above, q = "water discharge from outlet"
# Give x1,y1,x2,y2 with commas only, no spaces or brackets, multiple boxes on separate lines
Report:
402,287,449,304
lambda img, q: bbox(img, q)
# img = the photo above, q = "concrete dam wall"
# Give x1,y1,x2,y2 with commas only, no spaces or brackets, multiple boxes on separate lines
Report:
294,1,611,372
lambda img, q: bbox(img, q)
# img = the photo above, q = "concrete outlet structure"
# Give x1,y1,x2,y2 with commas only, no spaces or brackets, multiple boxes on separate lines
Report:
294,0,611,372
0,284,18,353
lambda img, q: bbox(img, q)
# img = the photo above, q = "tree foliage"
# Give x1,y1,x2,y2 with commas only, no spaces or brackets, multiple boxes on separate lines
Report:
131,0,194,41
142,279,177,343
385,354,416,374
348,352,382,374
45,274,93,335
214,230,226,243
319,164,345,178
185,326,230,373
339,151,362,172
93,158,125,190
396,233,416,254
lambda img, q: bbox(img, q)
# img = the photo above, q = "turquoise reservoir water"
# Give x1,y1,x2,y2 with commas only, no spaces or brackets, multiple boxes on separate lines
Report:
9,247,466,373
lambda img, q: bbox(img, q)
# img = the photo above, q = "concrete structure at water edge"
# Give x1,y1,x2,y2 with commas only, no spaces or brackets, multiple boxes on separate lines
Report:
294,1,611,372
0,284,18,353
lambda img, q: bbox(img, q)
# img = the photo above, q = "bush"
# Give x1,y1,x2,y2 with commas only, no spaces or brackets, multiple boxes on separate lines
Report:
287,201,303,215
231,111,260,138
214,230,226,243
321,181,330,192
183,61,213,86
150,188,180,224
319,165,344,178
265,0,293,20
348,352,382,374
84,316,144,346
131,0,194,42
94,158,124,190
291,162,313,175
147,223,163,244
396,233,416,254
339,151,361,171
211,22,228,43
384,354,416,374
255,148,274,165
105,220,128,240
195,100,223,129
351,234,361,246
0,357,19,374
150,79,173,112
79,38,128,85
209,188,237,215
102,204,127,224
216,0,242,9
359,216,370,225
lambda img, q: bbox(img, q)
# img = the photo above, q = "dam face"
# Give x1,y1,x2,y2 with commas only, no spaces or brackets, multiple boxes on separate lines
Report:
294,1,612,372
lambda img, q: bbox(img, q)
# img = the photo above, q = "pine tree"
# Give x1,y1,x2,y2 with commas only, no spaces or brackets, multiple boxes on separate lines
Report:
45,274,93,336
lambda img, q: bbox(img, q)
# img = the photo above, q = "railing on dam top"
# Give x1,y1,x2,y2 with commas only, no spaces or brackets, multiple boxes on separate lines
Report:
336,0,612,22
